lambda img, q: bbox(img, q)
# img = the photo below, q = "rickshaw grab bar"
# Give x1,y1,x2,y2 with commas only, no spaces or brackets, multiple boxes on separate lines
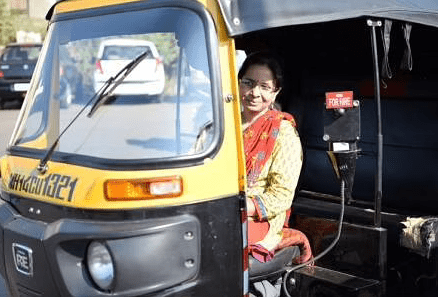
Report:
367,19,383,228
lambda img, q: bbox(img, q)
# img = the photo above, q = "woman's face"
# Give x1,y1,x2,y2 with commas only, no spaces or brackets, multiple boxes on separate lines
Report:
240,64,279,116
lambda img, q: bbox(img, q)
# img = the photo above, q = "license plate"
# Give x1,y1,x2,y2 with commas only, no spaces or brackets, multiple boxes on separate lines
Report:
13,83,30,92
12,243,33,276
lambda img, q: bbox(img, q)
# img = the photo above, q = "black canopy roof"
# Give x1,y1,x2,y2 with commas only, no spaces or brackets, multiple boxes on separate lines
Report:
218,0,438,36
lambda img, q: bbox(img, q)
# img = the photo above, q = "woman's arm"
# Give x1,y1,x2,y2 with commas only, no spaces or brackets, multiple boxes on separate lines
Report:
251,121,303,220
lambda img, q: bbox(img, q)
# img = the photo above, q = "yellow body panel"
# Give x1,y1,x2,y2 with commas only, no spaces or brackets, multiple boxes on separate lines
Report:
205,0,247,191
2,137,239,210
54,0,144,15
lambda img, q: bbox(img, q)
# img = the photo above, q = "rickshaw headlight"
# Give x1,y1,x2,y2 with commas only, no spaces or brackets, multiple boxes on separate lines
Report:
87,241,115,290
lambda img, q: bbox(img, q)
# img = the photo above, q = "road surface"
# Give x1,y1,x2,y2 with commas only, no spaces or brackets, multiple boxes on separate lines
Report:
0,109,20,156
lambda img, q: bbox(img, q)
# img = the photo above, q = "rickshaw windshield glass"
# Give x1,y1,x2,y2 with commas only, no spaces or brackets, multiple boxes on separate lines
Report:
13,7,214,160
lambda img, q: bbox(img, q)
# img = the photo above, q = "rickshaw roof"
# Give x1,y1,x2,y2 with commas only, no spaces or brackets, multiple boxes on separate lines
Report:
217,0,438,36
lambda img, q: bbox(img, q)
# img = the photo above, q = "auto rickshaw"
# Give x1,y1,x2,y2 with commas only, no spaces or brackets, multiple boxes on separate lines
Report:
1,0,438,296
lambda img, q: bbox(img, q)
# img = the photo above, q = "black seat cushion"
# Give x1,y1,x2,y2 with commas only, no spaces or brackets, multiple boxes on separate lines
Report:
249,246,300,281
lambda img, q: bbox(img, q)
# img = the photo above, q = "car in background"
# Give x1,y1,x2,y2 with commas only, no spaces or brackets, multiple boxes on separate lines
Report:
93,39,165,101
0,43,42,108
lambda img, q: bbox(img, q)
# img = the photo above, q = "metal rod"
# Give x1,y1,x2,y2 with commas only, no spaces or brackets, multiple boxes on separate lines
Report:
176,47,183,155
368,19,383,228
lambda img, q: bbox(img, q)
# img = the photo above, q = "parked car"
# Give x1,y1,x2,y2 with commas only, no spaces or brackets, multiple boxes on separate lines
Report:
0,43,42,108
93,38,165,101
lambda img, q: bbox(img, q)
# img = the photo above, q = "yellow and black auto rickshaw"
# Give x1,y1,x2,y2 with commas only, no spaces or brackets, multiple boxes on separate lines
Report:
2,0,438,296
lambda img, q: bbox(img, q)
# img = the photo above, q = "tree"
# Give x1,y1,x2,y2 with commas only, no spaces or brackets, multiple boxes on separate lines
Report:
0,0,15,46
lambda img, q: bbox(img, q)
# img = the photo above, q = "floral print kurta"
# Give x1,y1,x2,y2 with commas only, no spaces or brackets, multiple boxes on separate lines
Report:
245,118,303,251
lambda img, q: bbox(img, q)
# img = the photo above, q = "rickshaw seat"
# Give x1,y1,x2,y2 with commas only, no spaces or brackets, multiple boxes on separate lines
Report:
249,245,300,282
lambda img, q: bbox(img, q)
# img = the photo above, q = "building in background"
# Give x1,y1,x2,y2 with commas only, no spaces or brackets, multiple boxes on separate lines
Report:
5,0,55,43
8,0,55,19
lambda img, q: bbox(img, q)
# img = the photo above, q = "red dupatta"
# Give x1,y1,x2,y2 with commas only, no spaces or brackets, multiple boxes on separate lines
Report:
243,109,296,186
244,110,313,264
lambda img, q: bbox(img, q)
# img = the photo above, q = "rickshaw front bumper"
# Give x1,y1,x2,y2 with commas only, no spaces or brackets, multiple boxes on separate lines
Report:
0,199,201,297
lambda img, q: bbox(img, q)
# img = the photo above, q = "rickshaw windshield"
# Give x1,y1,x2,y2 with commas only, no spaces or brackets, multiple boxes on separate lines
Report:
12,7,214,160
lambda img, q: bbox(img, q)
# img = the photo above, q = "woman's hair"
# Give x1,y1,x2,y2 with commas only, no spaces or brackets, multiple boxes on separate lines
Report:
238,51,284,90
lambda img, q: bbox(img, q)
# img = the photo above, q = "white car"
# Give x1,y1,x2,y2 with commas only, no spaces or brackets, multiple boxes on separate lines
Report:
93,39,165,99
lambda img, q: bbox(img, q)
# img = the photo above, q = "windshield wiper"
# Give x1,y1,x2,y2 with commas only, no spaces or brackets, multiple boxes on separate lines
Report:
87,50,150,117
37,50,150,174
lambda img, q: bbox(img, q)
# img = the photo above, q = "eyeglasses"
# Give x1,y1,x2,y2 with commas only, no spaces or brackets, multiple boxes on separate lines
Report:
240,78,277,93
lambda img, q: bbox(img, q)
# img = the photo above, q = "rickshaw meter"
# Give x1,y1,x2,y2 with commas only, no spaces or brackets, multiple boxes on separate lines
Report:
87,241,115,291
323,91,360,203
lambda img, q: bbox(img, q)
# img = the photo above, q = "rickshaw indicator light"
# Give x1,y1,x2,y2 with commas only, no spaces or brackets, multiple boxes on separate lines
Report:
104,176,183,200
150,178,182,196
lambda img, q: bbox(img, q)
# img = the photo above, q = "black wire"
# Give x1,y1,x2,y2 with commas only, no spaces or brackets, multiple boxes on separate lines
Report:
282,180,346,297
